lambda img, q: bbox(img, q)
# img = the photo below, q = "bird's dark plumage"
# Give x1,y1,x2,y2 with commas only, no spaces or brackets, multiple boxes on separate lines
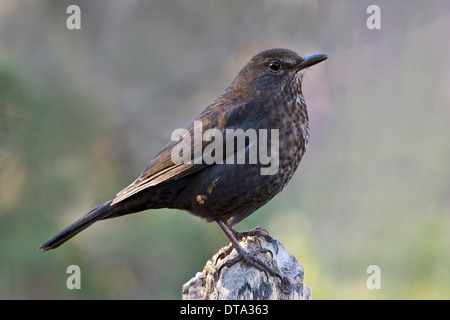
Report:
39,48,327,267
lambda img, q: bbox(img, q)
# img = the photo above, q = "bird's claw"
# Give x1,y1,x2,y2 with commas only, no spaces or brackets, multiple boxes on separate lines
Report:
215,243,234,264
235,226,279,255
215,221,292,293
217,248,291,294
217,247,278,282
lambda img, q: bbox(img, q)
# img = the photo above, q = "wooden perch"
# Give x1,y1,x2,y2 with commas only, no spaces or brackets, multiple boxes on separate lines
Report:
182,235,311,300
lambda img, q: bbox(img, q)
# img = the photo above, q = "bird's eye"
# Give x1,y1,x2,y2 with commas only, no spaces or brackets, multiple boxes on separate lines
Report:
269,60,282,72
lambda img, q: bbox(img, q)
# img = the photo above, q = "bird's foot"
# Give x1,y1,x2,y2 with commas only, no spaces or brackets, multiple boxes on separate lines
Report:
215,220,291,293
217,246,291,293
217,246,275,279
233,226,279,255
215,226,278,262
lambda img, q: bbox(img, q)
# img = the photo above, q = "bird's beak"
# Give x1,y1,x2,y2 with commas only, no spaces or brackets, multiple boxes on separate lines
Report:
293,54,328,71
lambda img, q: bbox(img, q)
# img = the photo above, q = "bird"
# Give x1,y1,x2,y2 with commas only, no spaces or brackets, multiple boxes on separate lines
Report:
39,48,327,286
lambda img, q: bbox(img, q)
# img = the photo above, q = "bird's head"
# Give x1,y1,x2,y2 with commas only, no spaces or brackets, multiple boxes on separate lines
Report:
227,48,327,100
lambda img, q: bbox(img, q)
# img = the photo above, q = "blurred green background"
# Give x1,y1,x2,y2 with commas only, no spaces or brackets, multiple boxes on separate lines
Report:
1,0,449,299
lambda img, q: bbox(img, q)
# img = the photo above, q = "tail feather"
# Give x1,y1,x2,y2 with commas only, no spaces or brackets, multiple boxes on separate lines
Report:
39,200,113,251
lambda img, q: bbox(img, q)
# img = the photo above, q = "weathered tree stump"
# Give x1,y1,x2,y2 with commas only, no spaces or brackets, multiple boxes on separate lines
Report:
182,235,311,300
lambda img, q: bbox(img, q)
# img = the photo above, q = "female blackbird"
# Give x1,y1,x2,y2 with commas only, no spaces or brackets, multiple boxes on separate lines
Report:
40,48,327,287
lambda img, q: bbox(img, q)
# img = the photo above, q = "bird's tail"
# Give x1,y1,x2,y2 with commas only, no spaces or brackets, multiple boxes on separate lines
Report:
39,200,114,251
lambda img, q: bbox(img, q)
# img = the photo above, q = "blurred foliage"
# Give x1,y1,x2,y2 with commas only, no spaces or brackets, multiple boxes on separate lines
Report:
1,0,449,299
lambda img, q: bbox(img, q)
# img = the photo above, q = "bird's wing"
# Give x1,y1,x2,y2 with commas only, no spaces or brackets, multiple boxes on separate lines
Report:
110,127,207,206
110,99,266,206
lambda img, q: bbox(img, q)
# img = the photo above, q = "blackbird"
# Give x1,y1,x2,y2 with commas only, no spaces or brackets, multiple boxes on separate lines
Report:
40,48,327,286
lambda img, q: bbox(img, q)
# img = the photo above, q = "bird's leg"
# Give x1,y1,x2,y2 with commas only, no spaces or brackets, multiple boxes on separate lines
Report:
215,220,290,292
215,221,278,261
234,226,279,254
